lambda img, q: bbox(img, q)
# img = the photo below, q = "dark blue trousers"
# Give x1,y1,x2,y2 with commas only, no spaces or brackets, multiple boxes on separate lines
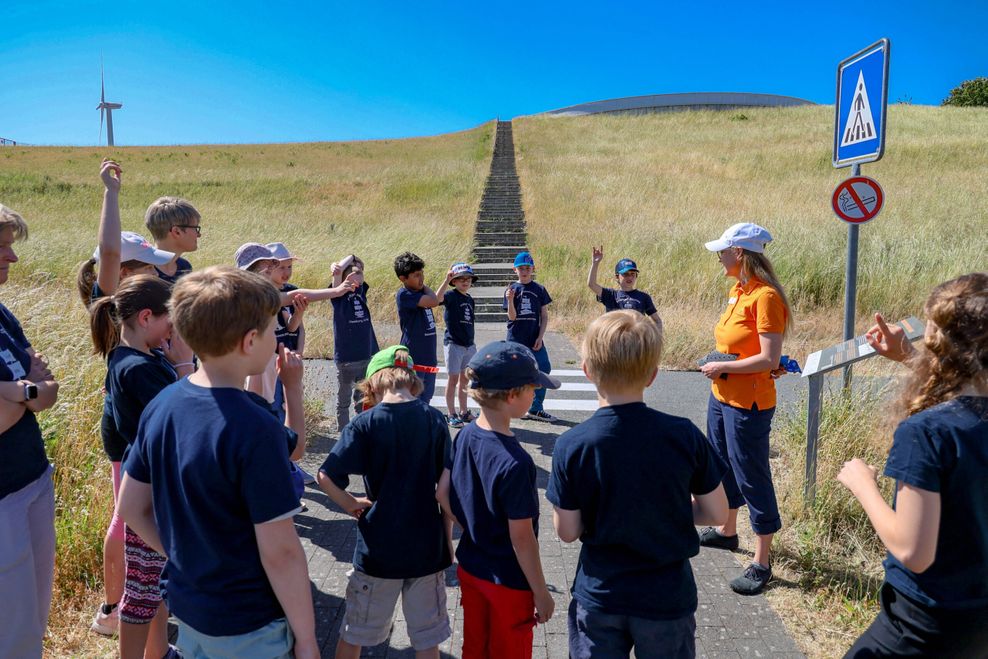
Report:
417,371,436,405
705,394,781,535
567,598,696,659
528,345,552,413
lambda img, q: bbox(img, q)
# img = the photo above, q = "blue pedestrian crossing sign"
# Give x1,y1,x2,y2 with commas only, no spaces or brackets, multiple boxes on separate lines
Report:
833,39,890,168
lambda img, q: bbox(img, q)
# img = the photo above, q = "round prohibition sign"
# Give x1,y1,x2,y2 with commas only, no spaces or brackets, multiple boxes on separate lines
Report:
832,176,884,224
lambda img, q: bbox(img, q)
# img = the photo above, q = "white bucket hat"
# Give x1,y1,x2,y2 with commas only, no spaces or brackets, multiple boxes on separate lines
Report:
704,222,773,254
93,231,174,266
266,242,301,261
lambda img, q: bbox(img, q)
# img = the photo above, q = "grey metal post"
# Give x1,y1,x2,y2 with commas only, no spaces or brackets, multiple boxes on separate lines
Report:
804,373,824,507
841,162,862,388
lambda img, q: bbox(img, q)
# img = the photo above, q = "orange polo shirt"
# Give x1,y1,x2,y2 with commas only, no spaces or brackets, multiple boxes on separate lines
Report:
711,277,788,410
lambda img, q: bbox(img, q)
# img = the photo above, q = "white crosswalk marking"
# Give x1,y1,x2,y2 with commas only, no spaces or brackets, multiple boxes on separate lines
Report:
436,366,586,377
431,367,599,412
435,379,596,392
429,397,600,411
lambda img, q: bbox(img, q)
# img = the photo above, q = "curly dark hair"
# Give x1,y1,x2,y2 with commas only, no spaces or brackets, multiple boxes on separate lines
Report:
393,251,425,279
901,272,988,417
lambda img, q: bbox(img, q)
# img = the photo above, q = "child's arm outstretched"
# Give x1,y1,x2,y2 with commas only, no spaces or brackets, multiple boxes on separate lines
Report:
277,345,306,460
283,273,359,305
509,519,555,623
838,459,940,573
96,159,123,295
255,518,319,659
587,245,604,297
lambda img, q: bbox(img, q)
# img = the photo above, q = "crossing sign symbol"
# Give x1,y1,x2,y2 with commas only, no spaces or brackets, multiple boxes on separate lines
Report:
831,176,884,224
834,39,890,168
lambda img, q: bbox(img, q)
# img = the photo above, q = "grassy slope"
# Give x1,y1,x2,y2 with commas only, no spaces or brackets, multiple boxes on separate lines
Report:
0,124,492,656
514,105,988,366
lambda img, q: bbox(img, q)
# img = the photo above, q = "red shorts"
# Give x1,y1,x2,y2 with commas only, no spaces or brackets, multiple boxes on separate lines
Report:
457,565,536,659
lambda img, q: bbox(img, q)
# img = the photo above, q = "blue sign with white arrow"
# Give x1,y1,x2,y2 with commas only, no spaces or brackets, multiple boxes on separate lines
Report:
833,39,890,168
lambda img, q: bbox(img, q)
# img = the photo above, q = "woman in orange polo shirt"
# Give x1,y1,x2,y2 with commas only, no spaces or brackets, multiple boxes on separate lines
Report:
697,222,792,595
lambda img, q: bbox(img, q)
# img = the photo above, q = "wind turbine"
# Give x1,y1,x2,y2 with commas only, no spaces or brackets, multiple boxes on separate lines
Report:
97,62,123,146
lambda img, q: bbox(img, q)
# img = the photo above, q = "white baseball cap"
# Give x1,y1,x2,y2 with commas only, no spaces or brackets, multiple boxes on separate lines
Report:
266,242,301,261
704,223,773,254
93,231,174,266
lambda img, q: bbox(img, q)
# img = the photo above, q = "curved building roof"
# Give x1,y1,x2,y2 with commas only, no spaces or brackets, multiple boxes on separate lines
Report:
546,92,815,116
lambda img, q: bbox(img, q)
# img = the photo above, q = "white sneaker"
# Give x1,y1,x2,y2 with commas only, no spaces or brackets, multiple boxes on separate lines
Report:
524,410,558,423
297,465,316,485
90,602,119,637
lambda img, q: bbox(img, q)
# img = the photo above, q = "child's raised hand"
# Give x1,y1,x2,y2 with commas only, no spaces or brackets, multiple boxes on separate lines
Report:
837,458,878,495
343,272,360,291
162,332,194,367
276,344,304,391
591,245,604,264
330,262,342,278
100,159,122,193
865,313,914,363
505,285,515,301
290,293,309,316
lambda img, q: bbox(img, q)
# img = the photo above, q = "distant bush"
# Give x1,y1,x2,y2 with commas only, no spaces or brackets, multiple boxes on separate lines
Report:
942,77,988,107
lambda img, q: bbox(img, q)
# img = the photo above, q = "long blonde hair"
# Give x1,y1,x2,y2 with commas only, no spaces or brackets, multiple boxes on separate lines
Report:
739,250,794,336
901,272,988,417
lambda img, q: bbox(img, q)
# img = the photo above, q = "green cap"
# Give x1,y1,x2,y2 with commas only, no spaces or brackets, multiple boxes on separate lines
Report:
365,345,415,380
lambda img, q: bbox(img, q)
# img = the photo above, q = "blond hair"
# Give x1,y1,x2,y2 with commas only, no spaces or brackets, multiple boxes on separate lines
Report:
169,266,281,358
462,367,531,408
144,196,200,241
0,205,28,241
582,310,663,391
739,250,794,336
901,272,988,417
357,349,424,408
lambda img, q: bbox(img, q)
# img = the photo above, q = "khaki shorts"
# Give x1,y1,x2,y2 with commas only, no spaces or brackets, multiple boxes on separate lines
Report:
342,569,451,650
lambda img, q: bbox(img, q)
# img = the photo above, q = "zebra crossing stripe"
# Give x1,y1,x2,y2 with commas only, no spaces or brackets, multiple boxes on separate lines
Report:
436,367,587,377
435,380,596,392
429,397,600,412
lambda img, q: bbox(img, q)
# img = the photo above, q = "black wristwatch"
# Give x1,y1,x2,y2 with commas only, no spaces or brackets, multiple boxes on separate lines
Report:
23,381,38,401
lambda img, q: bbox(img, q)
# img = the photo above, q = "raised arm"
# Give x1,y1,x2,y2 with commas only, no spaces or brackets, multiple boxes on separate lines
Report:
416,286,442,309
587,245,604,297
96,159,123,295
505,286,517,320
433,269,455,304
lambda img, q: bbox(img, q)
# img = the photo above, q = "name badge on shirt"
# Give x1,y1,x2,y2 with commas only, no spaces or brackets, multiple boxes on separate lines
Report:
728,297,737,304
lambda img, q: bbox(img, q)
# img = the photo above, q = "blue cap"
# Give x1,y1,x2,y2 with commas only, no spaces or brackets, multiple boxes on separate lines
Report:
467,341,561,391
513,251,535,268
615,258,638,274
450,262,478,282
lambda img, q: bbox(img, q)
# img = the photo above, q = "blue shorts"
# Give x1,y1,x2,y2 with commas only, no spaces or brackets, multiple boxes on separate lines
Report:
176,617,294,659
568,598,695,658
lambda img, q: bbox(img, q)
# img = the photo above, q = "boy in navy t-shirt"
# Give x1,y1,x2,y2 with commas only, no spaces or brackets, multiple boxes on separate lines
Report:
442,262,478,428
437,341,561,658
547,311,728,659
587,246,662,331
502,251,556,422
394,251,451,404
330,254,379,429
317,345,452,657
118,266,317,659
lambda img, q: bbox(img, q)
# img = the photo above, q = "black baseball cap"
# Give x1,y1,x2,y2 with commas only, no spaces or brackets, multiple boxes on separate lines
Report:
467,341,561,390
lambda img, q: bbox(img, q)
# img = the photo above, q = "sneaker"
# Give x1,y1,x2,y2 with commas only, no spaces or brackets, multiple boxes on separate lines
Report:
730,562,772,595
698,526,740,551
459,410,476,423
90,602,119,637
524,410,558,423
296,465,316,485
447,413,464,429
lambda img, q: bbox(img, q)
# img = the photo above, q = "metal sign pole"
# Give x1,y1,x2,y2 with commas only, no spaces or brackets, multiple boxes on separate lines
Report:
841,162,862,388
803,373,824,506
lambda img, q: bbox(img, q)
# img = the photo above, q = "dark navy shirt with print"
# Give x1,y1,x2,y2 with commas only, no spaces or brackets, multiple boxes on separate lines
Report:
396,287,438,366
883,396,988,610
598,288,658,316
106,346,177,445
154,257,193,285
332,282,379,363
123,379,300,637
275,283,300,352
320,399,452,578
448,423,540,590
0,304,47,500
502,281,552,349
443,289,475,347
547,403,726,619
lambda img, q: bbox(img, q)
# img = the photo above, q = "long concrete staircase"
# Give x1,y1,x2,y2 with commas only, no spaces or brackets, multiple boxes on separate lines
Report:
472,120,527,323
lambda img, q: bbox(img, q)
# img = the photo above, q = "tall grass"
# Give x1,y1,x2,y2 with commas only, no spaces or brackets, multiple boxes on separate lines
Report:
513,105,988,366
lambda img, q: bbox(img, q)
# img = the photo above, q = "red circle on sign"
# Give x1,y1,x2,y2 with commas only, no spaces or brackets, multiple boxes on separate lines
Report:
832,176,884,224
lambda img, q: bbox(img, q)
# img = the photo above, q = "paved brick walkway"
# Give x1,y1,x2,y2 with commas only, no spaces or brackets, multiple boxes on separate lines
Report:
297,328,803,657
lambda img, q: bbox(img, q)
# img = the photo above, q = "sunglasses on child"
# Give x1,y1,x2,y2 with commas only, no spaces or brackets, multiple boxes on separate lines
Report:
175,225,202,236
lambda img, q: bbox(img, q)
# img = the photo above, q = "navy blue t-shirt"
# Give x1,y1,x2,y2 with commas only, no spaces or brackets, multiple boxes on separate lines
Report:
396,287,438,366
598,288,658,316
883,396,988,610
106,346,177,445
320,399,452,578
448,423,539,590
332,282,379,363
123,380,300,637
502,281,551,349
547,403,726,619
154,257,193,285
0,304,47,501
443,289,475,347
275,283,300,352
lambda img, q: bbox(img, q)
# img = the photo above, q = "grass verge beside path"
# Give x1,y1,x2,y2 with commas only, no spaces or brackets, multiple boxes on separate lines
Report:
0,124,492,656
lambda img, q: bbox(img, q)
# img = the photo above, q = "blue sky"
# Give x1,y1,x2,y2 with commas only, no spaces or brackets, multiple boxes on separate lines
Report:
2,1,985,145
